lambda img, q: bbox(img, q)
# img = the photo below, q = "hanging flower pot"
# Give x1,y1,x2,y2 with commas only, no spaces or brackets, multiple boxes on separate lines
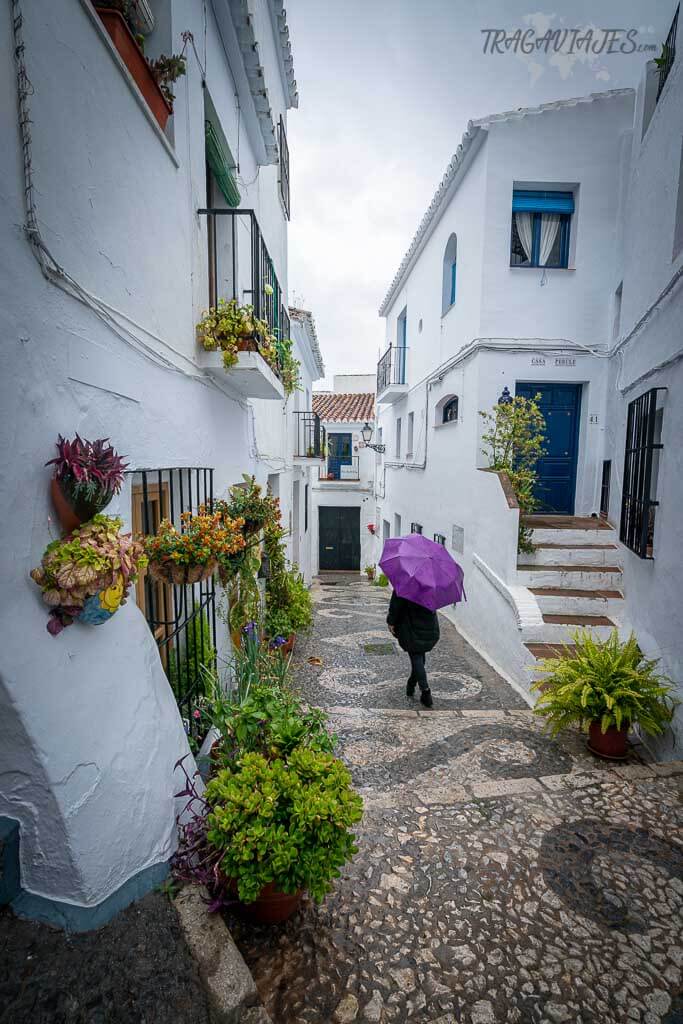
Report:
46,435,127,533
30,516,146,636
147,560,217,586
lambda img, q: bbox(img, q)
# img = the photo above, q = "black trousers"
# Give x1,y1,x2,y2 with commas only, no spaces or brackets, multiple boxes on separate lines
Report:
407,651,429,693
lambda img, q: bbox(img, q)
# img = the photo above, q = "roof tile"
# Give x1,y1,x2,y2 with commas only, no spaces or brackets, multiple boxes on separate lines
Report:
312,392,375,423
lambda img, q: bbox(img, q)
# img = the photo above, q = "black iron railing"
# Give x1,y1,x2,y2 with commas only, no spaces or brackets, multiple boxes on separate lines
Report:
377,345,407,393
410,522,423,534
197,208,289,370
620,389,664,558
319,456,360,482
130,467,217,740
600,460,611,519
433,533,446,546
278,115,290,220
656,5,679,101
294,412,325,458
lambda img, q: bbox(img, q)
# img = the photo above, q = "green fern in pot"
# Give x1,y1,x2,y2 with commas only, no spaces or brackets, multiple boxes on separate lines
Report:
532,629,677,759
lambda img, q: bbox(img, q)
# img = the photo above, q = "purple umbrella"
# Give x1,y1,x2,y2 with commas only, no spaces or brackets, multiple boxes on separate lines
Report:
378,534,465,611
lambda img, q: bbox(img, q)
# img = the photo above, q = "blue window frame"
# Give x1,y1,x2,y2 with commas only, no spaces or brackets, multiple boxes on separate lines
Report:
450,260,457,304
510,190,573,269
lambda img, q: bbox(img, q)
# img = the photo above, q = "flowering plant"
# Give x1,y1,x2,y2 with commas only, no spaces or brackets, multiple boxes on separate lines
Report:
145,506,245,585
47,435,127,520
30,515,146,635
197,299,273,371
367,523,376,535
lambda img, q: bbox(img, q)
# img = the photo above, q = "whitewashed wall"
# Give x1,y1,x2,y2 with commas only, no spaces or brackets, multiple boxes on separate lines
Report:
606,53,683,759
0,0,293,919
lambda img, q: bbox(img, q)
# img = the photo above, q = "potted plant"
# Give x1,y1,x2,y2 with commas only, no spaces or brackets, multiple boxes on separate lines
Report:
173,747,362,923
364,564,376,581
367,523,376,536
145,506,244,586
46,434,128,533
265,566,313,649
216,475,276,538
197,300,270,367
94,4,185,130
532,629,677,760
30,514,146,635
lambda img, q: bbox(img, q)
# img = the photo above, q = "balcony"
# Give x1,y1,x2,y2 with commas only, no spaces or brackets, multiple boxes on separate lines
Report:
377,345,408,404
294,412,326,462
656,4,679,103
318,456,360,482
196,208,290,400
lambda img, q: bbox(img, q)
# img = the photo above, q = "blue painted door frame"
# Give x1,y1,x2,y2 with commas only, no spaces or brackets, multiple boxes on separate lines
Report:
327,432,352,480
516,382,582,515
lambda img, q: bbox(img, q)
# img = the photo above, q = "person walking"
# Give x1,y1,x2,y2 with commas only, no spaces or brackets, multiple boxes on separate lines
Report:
387,591,440,708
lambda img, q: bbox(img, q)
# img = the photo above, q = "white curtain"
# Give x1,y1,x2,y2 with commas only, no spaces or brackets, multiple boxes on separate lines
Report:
539,213,561,266
514,212,533,263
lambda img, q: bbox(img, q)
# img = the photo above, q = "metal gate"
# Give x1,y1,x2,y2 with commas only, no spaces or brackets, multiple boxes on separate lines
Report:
131,467,217,737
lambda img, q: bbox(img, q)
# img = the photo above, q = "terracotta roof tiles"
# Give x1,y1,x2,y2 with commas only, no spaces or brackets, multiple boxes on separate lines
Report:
312,392,375,424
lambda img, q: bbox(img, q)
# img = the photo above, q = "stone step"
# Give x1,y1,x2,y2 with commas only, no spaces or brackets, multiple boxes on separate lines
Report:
525,612,618,643
517,564,623,590
525,642,579,660
521,543,620,567
530,586,623,615
522,515,617,547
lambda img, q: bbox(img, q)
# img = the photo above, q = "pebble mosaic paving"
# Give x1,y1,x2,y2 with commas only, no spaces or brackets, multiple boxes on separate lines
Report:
230,579,683,1024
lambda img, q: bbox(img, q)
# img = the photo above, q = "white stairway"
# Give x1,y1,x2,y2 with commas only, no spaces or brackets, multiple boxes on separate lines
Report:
516,515,625,659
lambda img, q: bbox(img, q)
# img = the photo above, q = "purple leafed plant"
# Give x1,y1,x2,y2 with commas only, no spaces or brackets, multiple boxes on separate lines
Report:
171,755,235,913
47,435,128,518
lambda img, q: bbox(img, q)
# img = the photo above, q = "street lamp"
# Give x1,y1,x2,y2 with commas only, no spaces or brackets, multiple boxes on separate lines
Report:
360,422,386,454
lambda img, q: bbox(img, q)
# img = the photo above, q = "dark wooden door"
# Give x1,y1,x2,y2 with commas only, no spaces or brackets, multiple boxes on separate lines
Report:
516,382,582,515
319,506,361,570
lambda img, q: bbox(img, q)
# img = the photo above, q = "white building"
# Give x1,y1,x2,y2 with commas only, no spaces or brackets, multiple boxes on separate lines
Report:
374,10,683,758
0,0,324,927
311,376,377,576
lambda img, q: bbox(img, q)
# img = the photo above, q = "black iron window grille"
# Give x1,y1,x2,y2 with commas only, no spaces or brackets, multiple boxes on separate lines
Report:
410,522,423,534
377,345,407,392
442,397,459,423
278,115,290,220
131,467,217,737
197,207,288,375
304,483,309,531
600,460,611,519
319,455,360,482
657,5,679,102
433,533,446,546
294,411,325,458
619,389,665,559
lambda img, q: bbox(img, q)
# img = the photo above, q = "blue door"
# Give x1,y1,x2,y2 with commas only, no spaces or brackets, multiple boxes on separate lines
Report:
516,382,582,515
327,433,352,480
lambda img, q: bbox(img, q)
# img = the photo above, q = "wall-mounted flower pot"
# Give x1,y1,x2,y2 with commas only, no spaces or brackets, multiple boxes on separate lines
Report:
148,560,217,586
96,9,172,131
587,722,629,760
233,882,303,925
50,478,82,534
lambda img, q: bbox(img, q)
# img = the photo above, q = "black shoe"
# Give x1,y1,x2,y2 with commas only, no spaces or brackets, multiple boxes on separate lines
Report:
406,680,416,699
420,689,433,709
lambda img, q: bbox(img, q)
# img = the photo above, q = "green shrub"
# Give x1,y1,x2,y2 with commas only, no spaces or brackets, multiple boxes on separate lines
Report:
372,573,389,588
205,747,363,903
265,566,312,638
532,629,677,737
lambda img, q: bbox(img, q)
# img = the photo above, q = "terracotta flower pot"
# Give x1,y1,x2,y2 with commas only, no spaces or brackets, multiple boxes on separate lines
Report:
148,560,216,586
50,477,82,534
587,721,629,760
96,9,173,130
234,882,303,925
237,335,259,353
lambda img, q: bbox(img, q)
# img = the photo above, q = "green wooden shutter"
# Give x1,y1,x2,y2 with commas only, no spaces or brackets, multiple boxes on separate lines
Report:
205,121,240,207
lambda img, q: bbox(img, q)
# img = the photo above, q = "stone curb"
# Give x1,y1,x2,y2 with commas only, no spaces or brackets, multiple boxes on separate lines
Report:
174,887,272,1024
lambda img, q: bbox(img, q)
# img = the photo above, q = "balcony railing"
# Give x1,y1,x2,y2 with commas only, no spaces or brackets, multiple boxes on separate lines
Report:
278,116,290,220
294,412,325,459
377,345,407,393
198,207,289,367
656,4,679,102
318,456,360,482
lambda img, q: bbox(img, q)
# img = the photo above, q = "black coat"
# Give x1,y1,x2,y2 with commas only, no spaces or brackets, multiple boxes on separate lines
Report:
387,592,440,654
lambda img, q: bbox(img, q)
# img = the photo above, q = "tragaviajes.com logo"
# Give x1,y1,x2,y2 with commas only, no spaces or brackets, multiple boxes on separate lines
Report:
481,27,656,55
480,14,658,83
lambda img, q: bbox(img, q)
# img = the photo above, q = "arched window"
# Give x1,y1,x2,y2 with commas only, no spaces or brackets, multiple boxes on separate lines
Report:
442,397,459,424
441,234,457,315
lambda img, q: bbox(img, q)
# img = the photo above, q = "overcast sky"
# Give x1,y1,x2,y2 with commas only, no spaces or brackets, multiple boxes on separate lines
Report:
285,0,673,385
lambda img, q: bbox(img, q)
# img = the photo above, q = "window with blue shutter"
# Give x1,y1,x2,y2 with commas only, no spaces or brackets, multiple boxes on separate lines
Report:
510,190,573,268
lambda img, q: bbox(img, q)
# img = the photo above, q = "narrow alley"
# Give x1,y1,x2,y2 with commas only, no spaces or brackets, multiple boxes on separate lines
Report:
232,577,683,1024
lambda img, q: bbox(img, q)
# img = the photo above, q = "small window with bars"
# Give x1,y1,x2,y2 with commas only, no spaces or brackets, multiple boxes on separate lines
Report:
278,115,290,220
433,533,446,546
410,522,423,534
619,389,665,559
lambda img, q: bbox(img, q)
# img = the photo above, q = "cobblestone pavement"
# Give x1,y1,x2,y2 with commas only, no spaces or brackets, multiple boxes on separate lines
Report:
231,578,683,1024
